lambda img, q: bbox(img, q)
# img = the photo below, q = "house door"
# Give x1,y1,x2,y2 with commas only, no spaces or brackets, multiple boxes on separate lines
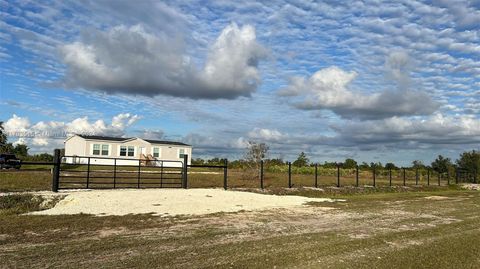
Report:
139,147,146,157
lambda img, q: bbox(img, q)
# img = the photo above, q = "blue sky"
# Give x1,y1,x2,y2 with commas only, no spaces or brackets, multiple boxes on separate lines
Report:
0,0,479,166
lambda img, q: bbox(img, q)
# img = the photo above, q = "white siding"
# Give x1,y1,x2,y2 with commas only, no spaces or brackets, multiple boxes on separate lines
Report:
64,135,192,166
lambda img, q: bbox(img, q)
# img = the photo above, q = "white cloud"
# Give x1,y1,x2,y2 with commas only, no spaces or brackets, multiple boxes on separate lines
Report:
279,65,439,119
60,23,267,99
32,138,49,146
248,128,285,142
111,113,140,130
231,137,249,149
4,113,141,152
4,114,30,133
12,138,27,146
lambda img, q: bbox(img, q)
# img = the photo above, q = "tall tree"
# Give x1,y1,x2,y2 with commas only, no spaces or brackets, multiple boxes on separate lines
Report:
370,162,383,169
385,162,397,170
245,141,269,164
243,141,269,180
343,158,357,169
431,155,452,173
456,150,480,174
13,144,29,157
412,160,425,169
293,152,309,167
359,162,370,169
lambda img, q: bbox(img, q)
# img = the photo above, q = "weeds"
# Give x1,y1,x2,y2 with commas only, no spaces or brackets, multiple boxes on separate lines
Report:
0,194,44,215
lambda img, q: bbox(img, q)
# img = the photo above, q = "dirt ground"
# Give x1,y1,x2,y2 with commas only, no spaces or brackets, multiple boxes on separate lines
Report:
1,188,479,268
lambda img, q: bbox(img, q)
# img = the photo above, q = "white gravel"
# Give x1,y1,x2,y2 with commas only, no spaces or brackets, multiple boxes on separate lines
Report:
461,183,480,191
29,188,340,216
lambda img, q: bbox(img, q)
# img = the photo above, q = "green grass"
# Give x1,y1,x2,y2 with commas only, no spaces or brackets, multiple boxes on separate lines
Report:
0,171,51,192
0,188,479,268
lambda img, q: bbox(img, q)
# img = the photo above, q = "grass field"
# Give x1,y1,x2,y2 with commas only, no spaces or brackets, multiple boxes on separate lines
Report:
0,166,454,192
1,170,479,268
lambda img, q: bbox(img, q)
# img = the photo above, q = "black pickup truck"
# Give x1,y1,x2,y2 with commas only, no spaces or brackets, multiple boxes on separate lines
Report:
0,154,22,169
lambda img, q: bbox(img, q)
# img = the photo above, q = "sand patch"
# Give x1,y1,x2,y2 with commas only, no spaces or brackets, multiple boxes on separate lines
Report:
29,189,341,216
424,196,449,200
461,184,480,191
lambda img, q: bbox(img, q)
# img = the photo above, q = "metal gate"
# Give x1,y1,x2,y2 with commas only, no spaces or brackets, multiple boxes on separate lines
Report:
57,155,186,190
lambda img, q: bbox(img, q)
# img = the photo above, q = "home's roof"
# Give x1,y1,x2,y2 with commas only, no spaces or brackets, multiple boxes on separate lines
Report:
77,135,130,142
144,139,191,146
76,135,191,146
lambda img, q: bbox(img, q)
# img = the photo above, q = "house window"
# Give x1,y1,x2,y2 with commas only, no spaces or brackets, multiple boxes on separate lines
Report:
153,147,160,158
101,145,109,156
127,146,135,157
120,146,127,156
92,144,100,155
179,148,185,158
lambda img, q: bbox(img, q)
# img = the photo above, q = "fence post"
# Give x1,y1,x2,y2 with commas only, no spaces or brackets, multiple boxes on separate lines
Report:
403,168,406,186
427,169,430,186
438,172,441,186
86,157,91,189
415,168,419,185
336,163,340,187
447,170,450,185
455,168,458,184
160,161,164,188
260,160,264,189
372,165,376,187
315,163,318,188
137,159,141,188
223,159,228,190
51,149,60,192
356,165,359,187
182,154,188,189
474,169,477,184
113,158,117,189
288,162,292,188
389,168,392,187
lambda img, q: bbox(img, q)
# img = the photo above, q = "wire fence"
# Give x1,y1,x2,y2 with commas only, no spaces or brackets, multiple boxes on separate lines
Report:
2,150,478,191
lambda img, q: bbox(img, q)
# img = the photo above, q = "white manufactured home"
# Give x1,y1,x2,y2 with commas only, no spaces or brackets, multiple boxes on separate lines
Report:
64,135,192,167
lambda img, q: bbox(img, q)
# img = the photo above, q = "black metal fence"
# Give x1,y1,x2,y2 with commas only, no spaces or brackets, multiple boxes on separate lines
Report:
4,149,478,191
48,150,228,192
58,156,184,190
50,150,190,191
249,161,478,190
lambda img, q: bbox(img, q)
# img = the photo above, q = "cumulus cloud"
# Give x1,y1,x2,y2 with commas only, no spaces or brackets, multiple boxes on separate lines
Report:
3,113,141,152
279,53,439,119
4,115,30,135
247,128,285,142
60,23,267,99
